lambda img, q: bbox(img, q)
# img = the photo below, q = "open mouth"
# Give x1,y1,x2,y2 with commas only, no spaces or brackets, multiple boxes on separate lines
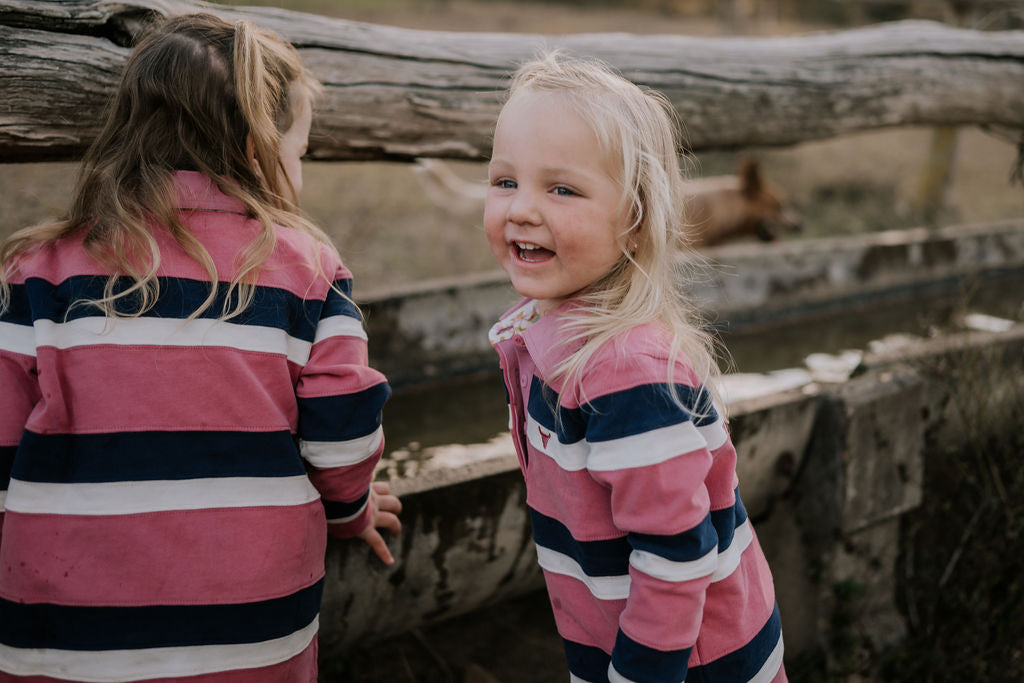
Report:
514,241,555,263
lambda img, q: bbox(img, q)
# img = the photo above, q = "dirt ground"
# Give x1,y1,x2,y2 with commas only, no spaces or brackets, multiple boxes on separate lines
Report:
323,589,567,683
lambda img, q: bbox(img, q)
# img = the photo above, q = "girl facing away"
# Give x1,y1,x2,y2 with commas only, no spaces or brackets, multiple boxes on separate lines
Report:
0,13,400,683
487,54,786,682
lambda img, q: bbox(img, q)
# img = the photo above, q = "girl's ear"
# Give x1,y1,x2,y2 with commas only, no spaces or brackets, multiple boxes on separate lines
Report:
246,135,264,180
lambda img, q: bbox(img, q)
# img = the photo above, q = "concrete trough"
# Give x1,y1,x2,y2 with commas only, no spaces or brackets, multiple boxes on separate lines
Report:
321,321,1024,667
320,222,1024,671
361,220,1024,386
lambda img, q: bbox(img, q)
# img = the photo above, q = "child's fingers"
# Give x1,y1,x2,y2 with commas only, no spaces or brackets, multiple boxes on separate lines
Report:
374,509,401,536
375,493,403,516
371,481,392,495
360,528,395,566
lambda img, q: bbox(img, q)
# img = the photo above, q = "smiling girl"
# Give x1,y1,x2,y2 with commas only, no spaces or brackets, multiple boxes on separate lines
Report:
487,54,786,683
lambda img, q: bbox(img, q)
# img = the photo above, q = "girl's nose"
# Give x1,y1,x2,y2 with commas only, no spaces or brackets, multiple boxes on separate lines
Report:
507,189,541,226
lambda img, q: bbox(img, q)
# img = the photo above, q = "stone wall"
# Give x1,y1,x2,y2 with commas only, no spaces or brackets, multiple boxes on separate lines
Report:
318,320,1024,678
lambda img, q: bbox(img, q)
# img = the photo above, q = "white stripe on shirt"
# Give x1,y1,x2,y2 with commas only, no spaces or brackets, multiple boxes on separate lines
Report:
4,475,320,516
712,518,754,582
526,414,588,471
608,664,639,683
313,314,367,343
33,317,314,365
629,546,718,584
699,416,729,451
0,320,35,357
0,615,318,682
751,631,785,683
535,545,631,601
300,426,383,469
587,420,707,472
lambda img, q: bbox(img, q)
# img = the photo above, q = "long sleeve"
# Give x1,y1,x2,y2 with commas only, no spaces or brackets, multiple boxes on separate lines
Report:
583,374,722,682
0,278,41,544
296,267,390,539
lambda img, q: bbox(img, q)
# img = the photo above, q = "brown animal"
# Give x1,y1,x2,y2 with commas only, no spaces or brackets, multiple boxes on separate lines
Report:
411,157,800,248
412,158,488,217
682,158,801,247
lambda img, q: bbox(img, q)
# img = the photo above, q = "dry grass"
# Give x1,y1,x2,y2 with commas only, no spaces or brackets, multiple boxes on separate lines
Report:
2,1,1023,295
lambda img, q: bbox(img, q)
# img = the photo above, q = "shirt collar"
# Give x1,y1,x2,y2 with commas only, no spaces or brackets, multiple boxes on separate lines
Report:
172,171,248,214
490,297,585,378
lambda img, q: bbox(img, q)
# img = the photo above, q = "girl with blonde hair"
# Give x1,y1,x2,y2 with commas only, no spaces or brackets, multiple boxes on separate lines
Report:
0,13,399,682
487,53,786,682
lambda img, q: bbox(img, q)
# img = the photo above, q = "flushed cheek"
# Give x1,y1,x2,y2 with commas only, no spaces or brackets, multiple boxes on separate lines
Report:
483,208,509,259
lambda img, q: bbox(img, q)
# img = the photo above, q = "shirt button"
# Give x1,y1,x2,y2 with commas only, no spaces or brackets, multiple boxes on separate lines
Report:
520,374,529,387
513,336,525,347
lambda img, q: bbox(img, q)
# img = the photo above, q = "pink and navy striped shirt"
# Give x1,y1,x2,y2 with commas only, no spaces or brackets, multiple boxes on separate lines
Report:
0,172,389,682
491,299,785,683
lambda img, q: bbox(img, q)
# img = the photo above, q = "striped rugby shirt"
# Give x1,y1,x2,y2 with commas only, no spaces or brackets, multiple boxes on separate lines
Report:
0,172,390,682
491,299,785,683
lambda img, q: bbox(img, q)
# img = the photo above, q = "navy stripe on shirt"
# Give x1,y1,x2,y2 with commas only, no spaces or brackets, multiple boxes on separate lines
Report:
11,276,360,341
526,377,718,447
322,278,359,320
529,508,630,577
0,284,32,326
711,492,749,552
686,603,782,683
629,515,718,564
611,628,692,682
322,489,370,520
298,382,391,442
0,445,15,491
584,383,718,439
527,377,587,443
563,639,612,683
0,579,323,651
11,430,304,484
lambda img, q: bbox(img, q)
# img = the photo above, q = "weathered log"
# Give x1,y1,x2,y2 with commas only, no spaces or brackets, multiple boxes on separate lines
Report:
2,0,1024,162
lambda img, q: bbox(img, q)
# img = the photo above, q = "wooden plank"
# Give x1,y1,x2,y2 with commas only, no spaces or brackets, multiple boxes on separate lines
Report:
2,0,1023,161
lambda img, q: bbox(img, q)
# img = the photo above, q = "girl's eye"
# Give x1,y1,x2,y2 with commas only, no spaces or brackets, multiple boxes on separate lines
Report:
553,186,576,197
495,179,517,189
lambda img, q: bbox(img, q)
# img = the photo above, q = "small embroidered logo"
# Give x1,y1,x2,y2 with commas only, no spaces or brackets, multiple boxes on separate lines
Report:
538,427,551,448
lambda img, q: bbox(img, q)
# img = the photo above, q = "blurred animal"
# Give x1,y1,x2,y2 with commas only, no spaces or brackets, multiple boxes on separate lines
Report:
412,158,488,217
682,158,801,247
412,157,800,248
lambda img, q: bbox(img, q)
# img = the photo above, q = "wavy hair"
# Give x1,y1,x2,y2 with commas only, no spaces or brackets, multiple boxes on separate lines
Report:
505,52,724,412
0,13,332,319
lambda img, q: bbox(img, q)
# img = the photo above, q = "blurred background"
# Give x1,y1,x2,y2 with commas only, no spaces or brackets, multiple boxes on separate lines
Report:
3,0,1024,295
3,3,1023,682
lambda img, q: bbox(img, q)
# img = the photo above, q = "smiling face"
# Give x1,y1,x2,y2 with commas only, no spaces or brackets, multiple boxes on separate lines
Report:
485,91,630,315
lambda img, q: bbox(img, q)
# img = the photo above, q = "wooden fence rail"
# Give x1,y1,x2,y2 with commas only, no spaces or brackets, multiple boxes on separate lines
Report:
2,0,1024,162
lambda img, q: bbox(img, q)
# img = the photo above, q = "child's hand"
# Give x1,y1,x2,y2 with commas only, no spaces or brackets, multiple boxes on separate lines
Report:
357,482,402,565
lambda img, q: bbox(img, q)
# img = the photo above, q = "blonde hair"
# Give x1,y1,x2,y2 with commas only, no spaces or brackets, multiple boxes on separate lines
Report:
505,53,723,411
0,13,332,320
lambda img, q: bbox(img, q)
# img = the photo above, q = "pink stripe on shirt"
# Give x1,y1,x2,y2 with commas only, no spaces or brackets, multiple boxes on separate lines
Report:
590,454,713,536
0,352,39,446
27,346,297,435
694,533,777,663
543,572,625,651
0,503,326,606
